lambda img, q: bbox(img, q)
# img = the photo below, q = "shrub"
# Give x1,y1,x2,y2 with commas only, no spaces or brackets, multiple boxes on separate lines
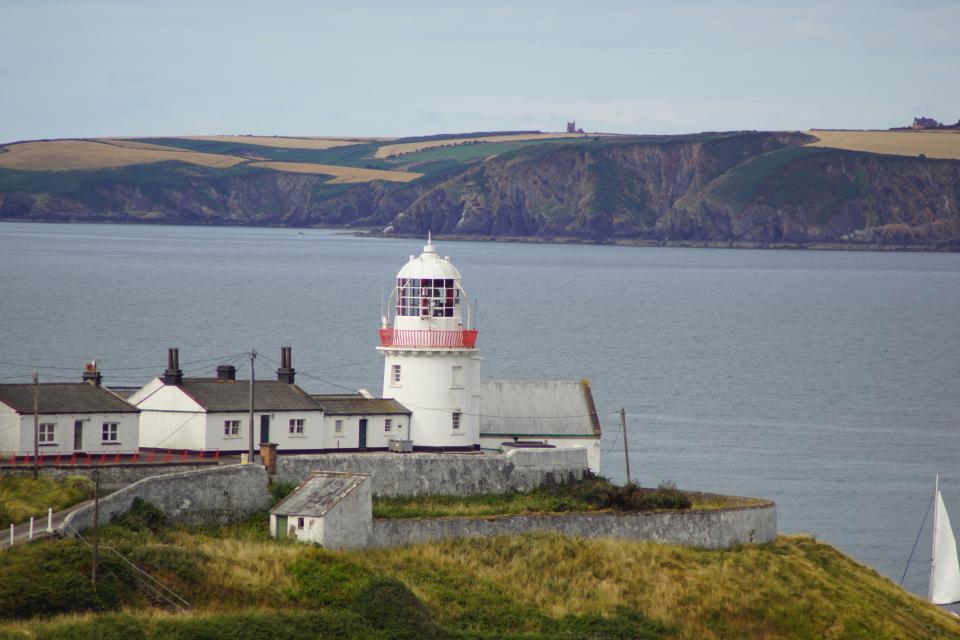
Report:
126,544,208,584
270,481,297,505
63,475,95,499
350,577,440,640
110,498,167,533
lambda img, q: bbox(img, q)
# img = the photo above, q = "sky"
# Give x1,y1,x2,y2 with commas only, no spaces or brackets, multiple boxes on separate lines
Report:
1,0,958,142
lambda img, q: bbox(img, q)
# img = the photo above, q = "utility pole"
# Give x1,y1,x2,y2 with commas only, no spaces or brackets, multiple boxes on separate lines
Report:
620,407,631,485
248,349,257,463
92,470,100,591
32,370,39,480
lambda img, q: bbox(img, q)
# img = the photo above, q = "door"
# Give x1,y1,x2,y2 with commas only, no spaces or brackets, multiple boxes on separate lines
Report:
260,415,270,444
73,420,83,450
276,515,288,540
359,418,367,450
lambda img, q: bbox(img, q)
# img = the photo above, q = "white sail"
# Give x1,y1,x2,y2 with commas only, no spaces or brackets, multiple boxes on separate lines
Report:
930,478,960,605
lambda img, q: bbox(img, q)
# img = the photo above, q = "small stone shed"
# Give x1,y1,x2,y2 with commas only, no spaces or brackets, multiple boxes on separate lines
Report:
269,471,372,549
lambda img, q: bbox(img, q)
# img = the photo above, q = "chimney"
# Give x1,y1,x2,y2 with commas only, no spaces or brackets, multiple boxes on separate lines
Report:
163,348,183,385
82,361,102,386
276,346,296,384
217,364,237,381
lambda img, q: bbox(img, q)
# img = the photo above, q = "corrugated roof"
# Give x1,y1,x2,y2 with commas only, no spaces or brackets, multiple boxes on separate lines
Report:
479,379,602,437
0,383,139,415
311,394,411,416
271,471,369,517
175,378,321,412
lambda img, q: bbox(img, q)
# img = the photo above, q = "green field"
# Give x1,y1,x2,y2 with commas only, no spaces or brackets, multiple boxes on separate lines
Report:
0,476,94,527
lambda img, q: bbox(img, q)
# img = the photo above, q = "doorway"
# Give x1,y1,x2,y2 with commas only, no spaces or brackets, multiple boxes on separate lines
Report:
73,420,83,450
359,418,367,450
260,415,270,444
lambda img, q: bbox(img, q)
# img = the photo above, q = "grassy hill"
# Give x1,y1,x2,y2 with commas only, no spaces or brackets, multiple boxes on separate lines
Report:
1,129,958,248
0,500,957,640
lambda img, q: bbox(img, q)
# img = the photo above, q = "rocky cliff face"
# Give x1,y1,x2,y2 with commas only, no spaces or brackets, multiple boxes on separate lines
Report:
2,132,959,248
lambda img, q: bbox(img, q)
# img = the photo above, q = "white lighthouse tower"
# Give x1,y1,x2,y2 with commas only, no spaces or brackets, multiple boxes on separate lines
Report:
378,236,481,451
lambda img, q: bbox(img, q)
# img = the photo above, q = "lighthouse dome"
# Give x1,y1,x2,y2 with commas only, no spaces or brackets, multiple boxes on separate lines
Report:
396,236,462,282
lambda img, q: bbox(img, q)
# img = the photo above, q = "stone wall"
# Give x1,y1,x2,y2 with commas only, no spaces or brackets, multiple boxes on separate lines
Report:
274,448,589,497
369,502,777,549
2,462,218,490
61,464,272,534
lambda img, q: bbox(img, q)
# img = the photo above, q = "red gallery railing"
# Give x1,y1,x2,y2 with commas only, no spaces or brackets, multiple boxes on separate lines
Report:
379,329,478,348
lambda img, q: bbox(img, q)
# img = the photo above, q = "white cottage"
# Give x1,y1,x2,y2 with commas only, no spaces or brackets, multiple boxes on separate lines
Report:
478,379,603,474
270,471,372,549
0,366,139,457
311,393,411,451
130,348,325,454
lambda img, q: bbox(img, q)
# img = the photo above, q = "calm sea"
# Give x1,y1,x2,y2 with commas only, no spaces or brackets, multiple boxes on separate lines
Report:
1,222,958,597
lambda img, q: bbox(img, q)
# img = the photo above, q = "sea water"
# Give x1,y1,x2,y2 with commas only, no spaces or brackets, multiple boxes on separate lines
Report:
1,221,958,597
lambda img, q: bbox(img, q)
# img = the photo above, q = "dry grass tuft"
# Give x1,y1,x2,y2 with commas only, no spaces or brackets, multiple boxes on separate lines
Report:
249,161,421,183
0,140,246,170
375,132,599,158
807,129,960,159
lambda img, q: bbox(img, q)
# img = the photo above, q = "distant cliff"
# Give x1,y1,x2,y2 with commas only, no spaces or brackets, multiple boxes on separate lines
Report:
2,131,959,249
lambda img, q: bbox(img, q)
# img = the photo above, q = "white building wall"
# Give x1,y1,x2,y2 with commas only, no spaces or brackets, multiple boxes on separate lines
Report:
480,436,601,475
14,412,139,455
381,350,480,449
321,414,411,450
206,410,325,453
0,405,21,453
132,382,207,450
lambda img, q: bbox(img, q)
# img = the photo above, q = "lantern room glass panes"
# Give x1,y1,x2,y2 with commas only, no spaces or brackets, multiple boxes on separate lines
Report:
397,278,459,317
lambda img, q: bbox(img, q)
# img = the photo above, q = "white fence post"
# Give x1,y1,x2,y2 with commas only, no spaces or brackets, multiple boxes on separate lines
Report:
8,523,12,546
47,508,53,533
28,517,34,540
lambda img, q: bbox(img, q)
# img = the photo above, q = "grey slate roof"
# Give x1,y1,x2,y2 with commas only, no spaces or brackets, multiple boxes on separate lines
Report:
0,383,139,415
271,471,369,517
478,379,602,437
311,394,411,416
175,378,321,413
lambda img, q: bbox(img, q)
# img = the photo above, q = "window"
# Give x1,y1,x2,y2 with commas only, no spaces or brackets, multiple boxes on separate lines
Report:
224,419,241,437
39,423,55,443
101,422,118,442
451,365,464,388
289,418,305,435
451,411,462,431
297,517,304,529
335,419,344,434
396,277,459,318
391,365,401,385
384,419,392,433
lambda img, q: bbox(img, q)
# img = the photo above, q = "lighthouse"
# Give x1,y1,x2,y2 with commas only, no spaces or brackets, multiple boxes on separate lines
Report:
378,236,481,451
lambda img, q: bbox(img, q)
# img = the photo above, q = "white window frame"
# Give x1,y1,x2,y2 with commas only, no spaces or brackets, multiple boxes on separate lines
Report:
101,422,118,443
289,418,305,435
384,418,392,433
224,419,241,438
334,419,344,435
39,422,56,443
451,411,462,431
391,364,402,385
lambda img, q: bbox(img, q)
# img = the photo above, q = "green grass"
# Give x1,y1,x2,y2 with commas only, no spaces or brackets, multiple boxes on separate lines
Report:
0,476,94,527
1,501,957,640
373,478,709,519
131,138,389,169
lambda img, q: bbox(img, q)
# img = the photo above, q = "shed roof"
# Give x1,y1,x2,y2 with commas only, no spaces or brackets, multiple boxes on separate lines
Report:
478,379,602,438
173,378,321,413
311,394,411,416
271,471,369,517
0,383,138,415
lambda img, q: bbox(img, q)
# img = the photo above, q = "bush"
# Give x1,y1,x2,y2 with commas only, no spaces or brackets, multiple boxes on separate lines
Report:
63,475,95,499
350,577,440,640
126,544,208,584
110,498,167,533
0,539,134,619
270,481,297,505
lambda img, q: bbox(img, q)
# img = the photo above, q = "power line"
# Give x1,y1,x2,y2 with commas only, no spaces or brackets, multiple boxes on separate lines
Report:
0,352,249,374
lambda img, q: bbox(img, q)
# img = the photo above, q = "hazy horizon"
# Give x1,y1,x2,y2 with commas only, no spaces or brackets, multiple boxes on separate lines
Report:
1,0,958,143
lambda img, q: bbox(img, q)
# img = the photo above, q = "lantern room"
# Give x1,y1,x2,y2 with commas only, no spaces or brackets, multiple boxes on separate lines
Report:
380,235,477,349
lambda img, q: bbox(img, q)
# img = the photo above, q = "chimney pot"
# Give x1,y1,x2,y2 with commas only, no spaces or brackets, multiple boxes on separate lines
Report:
82,361,102,386
277,346,296,384
217,364,237,381
163,348,183,385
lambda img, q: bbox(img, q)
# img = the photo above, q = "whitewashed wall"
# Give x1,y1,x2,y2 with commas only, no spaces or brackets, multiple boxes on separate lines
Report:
0,404,21,452
12,412,139,455
480,437,601,474
206,410,325,452
321,414,411,450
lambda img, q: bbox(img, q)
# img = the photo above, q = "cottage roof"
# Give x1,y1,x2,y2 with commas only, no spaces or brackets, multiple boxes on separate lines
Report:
0,383,138,415
174,378,321,413
311,394,411,416
271,471,369,517
478,379,602,437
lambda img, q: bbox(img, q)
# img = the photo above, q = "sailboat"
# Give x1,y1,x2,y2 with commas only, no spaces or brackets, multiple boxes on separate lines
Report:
929,475,960,606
